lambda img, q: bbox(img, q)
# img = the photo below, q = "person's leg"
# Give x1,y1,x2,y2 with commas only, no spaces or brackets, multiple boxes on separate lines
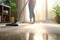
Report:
29,8,35,24
29,4,33,23
28,0,36,23
29,7,35,23
31,0,36,23
32,12,35,23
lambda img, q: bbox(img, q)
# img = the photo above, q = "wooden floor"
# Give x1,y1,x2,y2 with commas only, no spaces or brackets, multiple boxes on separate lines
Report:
0,22,60,40
0,23,36,40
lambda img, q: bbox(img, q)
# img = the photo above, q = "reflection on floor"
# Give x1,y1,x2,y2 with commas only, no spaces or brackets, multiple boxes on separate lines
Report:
0,23,60,40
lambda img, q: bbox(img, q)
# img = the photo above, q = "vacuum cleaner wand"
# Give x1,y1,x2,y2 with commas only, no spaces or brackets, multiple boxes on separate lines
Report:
6,0,29,26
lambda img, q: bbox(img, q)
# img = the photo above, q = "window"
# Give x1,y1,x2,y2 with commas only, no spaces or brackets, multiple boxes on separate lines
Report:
47,0,60,20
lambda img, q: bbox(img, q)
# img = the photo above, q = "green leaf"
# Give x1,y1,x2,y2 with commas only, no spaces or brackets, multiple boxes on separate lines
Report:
53,5,60,16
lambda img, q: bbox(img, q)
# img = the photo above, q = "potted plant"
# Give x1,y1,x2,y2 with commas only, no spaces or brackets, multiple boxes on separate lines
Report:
10,2,18,23
53,5,60,23
5,0,18,23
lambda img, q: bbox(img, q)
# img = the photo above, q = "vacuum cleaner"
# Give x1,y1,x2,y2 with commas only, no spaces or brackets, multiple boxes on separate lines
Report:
6,20,18,26
6,0,29,26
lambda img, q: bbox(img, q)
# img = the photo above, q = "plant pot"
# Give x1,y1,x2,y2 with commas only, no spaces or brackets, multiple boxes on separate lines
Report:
10,17,15,23
55,16,60,24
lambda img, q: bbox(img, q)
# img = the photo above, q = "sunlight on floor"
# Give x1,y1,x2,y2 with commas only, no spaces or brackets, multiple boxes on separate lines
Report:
34,34,43,40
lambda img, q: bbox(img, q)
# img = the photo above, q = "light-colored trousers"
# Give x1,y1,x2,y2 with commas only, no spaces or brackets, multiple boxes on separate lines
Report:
28,0,36,19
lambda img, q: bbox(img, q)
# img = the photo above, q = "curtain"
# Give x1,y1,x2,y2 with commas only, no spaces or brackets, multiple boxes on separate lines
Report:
34,0,47,21
17,0,47,22
17,0,26,22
